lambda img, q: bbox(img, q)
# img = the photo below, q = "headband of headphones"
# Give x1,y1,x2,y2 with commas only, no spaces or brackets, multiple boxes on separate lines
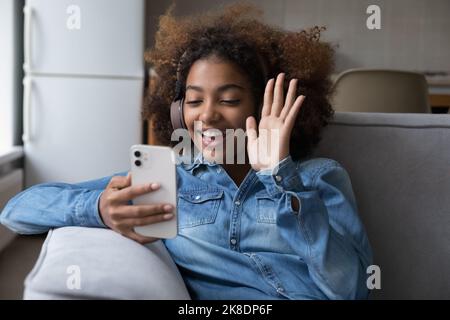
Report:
170,50,270,130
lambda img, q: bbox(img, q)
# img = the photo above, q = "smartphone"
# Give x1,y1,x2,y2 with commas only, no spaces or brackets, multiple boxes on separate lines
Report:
130,144,177,239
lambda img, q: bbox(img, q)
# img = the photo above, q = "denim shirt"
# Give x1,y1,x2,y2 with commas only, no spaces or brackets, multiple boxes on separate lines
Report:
0,156,372,300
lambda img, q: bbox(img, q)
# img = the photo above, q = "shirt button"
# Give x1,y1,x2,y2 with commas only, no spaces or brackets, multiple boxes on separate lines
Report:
234,200,241,206
277,287,285,293
194,195,201,200
230,238,237,245
217,168,222,173
275,175,283,182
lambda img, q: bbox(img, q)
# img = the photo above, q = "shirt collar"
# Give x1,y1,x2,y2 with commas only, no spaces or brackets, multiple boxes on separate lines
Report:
180,148,218,172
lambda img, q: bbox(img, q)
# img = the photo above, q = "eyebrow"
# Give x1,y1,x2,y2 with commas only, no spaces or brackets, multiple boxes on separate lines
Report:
185,84,245,93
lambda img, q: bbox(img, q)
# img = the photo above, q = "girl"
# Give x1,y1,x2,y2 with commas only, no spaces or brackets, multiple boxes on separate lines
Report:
1,4,372,300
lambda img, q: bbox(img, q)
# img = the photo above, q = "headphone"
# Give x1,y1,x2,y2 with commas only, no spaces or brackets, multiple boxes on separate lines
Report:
170,51,270,130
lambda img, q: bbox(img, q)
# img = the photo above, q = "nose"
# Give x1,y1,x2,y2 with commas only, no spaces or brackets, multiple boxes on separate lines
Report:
198,100,220,124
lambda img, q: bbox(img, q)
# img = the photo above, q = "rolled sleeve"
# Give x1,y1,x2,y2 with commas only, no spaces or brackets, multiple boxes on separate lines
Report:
256,156,306,196
74,189,107,228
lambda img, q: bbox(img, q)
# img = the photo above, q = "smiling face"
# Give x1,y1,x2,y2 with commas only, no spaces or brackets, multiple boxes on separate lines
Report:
183,56,256,164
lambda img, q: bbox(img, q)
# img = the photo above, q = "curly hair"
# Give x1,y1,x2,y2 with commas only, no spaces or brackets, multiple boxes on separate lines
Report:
143,2,335,161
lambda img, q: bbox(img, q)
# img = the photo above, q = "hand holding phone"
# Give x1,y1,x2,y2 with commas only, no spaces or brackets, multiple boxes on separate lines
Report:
98,173,175,244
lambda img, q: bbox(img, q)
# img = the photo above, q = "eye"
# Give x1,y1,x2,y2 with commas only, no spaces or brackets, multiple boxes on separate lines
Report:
221,99,240,105
185,100,202,106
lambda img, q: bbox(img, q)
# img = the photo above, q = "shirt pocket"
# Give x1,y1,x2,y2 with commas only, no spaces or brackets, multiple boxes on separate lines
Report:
256,191,278,224
177,189,224,228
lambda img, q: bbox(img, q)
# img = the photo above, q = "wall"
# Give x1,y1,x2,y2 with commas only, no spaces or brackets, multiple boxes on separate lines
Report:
145,0,450,73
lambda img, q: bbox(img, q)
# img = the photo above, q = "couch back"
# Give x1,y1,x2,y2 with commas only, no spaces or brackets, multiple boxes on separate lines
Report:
311,112,450,299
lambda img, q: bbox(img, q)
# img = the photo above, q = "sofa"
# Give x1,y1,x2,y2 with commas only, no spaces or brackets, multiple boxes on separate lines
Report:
22,111,450,299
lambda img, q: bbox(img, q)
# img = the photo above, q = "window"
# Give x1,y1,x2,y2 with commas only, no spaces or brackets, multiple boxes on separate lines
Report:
0,0,23,151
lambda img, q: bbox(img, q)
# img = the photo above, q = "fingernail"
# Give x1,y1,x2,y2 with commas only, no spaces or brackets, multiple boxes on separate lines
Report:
163,213,174,219
164,204,173,212
150,183,160,190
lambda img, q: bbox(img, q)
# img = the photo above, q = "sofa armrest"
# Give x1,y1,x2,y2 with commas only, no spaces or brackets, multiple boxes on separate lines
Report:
23,227,191,300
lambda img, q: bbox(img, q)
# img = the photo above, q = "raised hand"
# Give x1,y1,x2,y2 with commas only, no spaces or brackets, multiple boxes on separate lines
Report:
246,73,305,171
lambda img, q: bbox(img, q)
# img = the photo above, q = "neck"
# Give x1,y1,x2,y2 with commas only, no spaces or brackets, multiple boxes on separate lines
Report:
222,162,252,187
222,146,252,187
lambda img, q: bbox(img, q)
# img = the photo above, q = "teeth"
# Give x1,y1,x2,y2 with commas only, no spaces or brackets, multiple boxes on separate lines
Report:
202,130,222,137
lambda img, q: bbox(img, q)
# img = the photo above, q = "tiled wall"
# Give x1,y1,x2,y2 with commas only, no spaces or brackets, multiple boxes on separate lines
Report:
145,0,450,73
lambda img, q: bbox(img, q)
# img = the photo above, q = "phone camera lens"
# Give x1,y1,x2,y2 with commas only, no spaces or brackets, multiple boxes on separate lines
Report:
134,151,141,158
134,160,141,167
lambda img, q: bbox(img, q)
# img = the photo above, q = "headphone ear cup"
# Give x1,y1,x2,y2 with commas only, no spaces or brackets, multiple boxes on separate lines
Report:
170,98,186,130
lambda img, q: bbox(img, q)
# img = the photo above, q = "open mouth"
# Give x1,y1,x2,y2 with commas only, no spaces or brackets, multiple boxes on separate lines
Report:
196,128,225,148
